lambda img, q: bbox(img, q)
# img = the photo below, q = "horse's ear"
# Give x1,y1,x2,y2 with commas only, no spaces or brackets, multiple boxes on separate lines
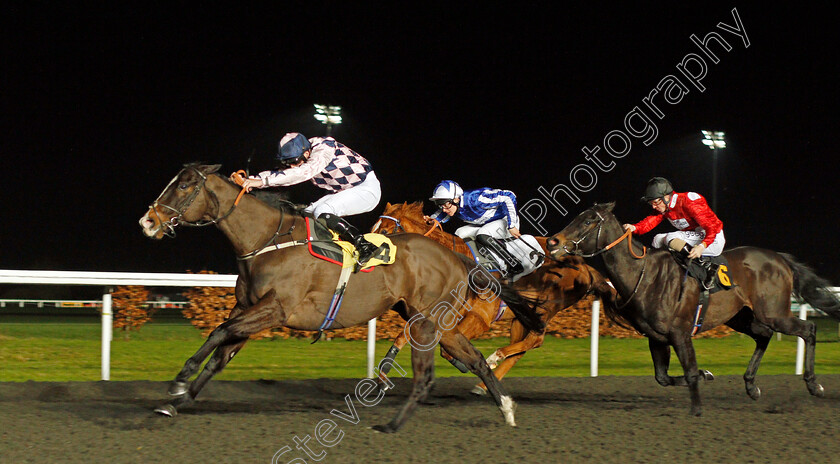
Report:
385,202,392,208
595,201,615,213
201,164,222,175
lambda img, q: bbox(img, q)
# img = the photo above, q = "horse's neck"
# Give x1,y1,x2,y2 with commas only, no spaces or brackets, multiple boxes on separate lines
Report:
400,213,470,254
599,225,647,296
207,177,303,256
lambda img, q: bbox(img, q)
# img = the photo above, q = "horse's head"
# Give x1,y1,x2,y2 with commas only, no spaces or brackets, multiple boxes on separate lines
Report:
139,163,222,239
546,202,617,259
371,201,428,234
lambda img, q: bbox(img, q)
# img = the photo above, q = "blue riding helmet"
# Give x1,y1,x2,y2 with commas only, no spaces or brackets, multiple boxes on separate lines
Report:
276,132,312,166
430,180,464,206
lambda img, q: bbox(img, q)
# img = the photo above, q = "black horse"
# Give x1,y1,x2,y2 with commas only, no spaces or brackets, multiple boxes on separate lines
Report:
546,202,840,415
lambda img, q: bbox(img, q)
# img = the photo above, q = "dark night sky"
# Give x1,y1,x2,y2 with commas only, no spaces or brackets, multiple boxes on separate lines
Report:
2,4,839,283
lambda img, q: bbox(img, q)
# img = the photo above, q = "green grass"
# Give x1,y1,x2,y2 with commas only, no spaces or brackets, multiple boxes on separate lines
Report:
1,317,840,381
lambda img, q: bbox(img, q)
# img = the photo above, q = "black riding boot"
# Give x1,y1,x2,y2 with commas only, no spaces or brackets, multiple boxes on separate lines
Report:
476,234,524,277
668,238,692,261
700,258,720,289
320,214,379,266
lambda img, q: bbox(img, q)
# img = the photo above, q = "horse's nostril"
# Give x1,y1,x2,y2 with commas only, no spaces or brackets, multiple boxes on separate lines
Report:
547,238,558,247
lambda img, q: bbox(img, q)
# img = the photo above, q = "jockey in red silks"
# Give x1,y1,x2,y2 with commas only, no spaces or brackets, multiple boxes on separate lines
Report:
622,177,725,287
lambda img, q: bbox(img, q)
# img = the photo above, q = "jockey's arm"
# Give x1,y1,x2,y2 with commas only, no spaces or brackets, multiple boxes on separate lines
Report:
257,149,333,188
631,214,663,235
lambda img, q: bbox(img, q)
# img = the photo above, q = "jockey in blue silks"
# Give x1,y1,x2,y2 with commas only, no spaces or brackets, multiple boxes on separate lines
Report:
424,180,524,276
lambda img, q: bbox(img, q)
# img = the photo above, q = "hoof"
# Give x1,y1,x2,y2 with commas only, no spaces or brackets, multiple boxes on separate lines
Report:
808,383,825,398
154,404,177,417
690,408,702,417
485,352,502,370
700,369,715,381
371,423,397,434
168,381,189,397
747,384,761,401
470,385,488,396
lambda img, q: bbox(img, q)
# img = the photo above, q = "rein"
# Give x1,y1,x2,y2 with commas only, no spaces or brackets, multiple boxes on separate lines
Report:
564,209,647,309
150,167,248,236
423,219,443,237
236,206,299,261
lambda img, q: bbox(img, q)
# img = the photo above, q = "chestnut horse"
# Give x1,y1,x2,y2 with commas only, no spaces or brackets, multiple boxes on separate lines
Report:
139,164,545,433
372,202,615,394
546,202,840,415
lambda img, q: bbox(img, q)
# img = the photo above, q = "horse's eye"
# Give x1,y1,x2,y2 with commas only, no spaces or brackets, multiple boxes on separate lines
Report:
178,183,189,190
584,219,592,226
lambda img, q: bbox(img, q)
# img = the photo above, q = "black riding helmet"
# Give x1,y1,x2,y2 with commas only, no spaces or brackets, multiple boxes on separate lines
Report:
641,177,674,202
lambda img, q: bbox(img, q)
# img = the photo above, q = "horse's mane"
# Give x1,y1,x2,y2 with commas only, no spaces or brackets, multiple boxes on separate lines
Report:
211,171,307,214
389,202,472,253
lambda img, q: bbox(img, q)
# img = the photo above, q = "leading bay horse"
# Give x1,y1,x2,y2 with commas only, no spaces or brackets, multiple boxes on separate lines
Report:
372,202,616,394
546,202,840,415
139,163,544,432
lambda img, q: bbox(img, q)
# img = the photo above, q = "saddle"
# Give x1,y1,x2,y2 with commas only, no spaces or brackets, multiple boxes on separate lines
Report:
305,217,395,272
306,217,396,333
463,234,544,281
667,239,733,336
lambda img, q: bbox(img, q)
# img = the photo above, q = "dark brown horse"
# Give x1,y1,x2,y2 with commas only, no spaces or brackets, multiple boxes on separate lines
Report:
372,202,615,394
546,202,840,415
139,163,544,432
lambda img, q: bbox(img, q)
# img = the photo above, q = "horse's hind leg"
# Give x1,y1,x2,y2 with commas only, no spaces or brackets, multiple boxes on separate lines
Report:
376,332,408,392
438,330,517,427
374,316,437,433
765,315,823,397
725,309,772,400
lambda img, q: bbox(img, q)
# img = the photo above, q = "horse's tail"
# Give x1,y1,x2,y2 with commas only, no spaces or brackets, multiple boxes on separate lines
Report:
456,254,546,334
780,253,840,320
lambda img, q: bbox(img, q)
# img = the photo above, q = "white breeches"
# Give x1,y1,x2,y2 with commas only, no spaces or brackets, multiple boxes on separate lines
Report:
652,229,726,256
455,218,511,240
304,172,382,217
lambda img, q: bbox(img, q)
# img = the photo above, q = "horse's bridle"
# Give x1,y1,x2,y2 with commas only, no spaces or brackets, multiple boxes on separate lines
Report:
376,215,405,234
148,166,240,237
377,215,443,237
563,208,647,309
563,210,646,260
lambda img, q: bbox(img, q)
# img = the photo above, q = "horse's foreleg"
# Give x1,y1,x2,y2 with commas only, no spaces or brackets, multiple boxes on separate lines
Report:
487,329,545,370
438,330,517,427
649,337,687,386
668,333,703,416
157,292,284,416
374,316,436,433
473,320,528,395
157,339,248,416
169,304,247,393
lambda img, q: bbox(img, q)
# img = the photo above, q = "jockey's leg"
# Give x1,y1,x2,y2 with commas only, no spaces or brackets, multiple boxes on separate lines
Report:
475,221,523,277
320,212,379,266
306,180,382,267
